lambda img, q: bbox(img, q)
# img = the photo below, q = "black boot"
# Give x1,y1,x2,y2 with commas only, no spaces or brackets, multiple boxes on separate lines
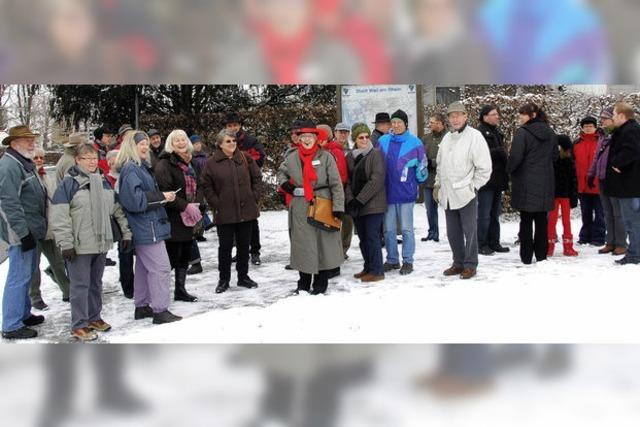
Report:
174,268,198,302
311,271,329,295
152,310,182,324
216,279,230,294
296,272,312,294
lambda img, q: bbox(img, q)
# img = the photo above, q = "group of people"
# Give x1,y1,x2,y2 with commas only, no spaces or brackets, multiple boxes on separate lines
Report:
2,101,640,341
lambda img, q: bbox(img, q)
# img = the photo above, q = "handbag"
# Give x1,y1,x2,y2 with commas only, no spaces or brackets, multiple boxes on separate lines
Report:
307,196,342,232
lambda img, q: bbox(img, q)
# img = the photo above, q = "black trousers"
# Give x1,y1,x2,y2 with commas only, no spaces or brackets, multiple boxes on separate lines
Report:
250,219,261,255
165,240,192,270
519,211,548,264
118,241,134,297
298,270,329,294
218,221,252,281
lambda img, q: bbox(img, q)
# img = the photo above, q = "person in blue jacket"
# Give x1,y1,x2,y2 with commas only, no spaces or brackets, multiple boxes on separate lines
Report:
377,109,428,275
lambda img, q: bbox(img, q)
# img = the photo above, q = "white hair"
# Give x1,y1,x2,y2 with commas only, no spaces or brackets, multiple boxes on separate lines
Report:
164,129,193,154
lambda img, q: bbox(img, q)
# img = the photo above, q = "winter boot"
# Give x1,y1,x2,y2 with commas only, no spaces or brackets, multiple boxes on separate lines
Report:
562,238,578,256
547,239,556,257
174,268,198,302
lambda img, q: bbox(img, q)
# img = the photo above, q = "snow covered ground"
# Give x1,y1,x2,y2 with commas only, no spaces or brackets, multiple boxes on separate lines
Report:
0,205,639,343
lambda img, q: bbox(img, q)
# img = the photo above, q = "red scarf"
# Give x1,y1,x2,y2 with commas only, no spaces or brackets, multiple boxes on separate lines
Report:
297,143,319,202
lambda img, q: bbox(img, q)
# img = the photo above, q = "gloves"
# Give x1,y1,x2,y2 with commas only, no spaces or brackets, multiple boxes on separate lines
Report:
62,248,76,262
20,232,36,252
347,199,363,213
587,176,596,189
121,239,133,254
281,181,296,195
181,203,203,227
333,211,344,220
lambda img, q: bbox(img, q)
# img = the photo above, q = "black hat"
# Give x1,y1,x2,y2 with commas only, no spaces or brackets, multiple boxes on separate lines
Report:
391,109,408,127
580,116,597,128
289,118,307,132
292,119,320,135
479,105,498,122
223,112,243,126
373,112,391,124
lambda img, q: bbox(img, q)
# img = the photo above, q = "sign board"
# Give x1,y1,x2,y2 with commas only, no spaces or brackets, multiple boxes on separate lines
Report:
340,85,420,137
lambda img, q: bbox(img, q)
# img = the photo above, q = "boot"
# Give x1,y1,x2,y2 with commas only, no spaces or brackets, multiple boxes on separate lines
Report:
174,268,198,302
547,239,556,257
562,238,578,256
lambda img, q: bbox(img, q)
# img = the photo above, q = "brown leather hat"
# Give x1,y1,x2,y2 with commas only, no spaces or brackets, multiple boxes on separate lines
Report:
2,125,40,146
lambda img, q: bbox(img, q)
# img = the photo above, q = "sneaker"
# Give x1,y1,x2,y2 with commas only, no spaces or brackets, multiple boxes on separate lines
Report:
251,253,261,265
399,263,414,275
238,276,259,289
360,273,385,282
383,262,401,272
479,246,495,256
88,319,112,332
2,326,37,339
353,270,368,279
134,305,153,320
216,279,230,294
443,265,464,276
152,310,182,325
23,314,45,327
72,327,98,341
32,300,49,311
460,268,477,279
186,263,203,275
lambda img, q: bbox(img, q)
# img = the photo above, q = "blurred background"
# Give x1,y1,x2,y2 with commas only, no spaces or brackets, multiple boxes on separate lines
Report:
3,344,640,427
0,0,638,84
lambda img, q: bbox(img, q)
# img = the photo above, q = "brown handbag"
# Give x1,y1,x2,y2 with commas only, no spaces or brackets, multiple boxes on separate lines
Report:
307,196,342,232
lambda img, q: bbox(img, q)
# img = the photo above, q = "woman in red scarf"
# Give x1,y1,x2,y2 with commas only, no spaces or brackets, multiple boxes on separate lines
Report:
277,120,345,295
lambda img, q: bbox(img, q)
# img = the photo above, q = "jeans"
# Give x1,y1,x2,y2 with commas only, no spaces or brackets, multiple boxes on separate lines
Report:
578,193,606,245
477,189,503,248
2,245,38,332
384,203,415,264
353,213,384,275
423,187,439,239
618,198,640,263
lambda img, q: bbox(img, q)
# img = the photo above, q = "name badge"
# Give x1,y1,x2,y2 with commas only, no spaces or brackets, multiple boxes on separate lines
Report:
312,160,321,166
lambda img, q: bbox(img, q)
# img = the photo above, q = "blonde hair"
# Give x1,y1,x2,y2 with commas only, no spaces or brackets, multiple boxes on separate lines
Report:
614,102,635,120
115,130,147,171
164,129,193,154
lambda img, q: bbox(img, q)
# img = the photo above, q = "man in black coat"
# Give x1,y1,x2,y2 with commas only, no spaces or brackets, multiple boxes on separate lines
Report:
224,112,266,265
605,102,640,265
477,105,509,255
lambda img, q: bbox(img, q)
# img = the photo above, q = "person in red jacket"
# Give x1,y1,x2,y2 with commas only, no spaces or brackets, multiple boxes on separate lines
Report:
573,116,606,245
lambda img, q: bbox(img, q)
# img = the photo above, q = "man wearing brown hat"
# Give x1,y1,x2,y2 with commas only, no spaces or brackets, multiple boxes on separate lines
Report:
0,125,48,339
55,132,89,184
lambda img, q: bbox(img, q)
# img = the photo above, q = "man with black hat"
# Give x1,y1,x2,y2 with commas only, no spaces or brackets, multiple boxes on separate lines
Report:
476,105,510,255
0,125,47,339
225,112,266,265
371,112,391,148
147,129,164,168
574,116,606,246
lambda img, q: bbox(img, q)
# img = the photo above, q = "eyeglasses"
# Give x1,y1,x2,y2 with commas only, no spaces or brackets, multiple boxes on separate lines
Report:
79,157,99,162
33,156,44,160
357,135,370,140
223,139,236,145
299,134,316,140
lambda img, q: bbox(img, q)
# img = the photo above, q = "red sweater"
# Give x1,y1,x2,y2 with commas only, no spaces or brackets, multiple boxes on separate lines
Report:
574,132,599,194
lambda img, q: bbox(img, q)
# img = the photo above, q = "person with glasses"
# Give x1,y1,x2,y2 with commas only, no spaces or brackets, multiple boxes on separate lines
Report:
51,144,132,341
200,130,262,294
29,147,70,311
345,123,387,283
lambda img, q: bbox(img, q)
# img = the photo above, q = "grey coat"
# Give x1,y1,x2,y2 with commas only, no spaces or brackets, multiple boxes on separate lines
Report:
507,120,557,213
421,130,447,188
345,148,387,217
278,149,345,274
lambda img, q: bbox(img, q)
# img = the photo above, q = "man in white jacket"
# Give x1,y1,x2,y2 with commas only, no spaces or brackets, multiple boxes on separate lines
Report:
435,102,492,279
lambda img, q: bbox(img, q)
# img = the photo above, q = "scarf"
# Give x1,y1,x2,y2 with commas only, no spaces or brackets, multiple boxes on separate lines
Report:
297,143,319,202
80,166,111,248
177,159,197,200
351,142,373,160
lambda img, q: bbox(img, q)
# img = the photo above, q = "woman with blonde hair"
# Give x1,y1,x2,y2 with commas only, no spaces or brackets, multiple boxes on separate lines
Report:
116,131,182,324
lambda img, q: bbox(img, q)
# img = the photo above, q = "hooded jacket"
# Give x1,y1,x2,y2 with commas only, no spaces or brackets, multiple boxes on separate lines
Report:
378,130,428,204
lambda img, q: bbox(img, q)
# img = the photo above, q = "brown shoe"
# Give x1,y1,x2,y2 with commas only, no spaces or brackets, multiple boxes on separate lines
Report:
88,319,112,332
353,270,368,279
613,247,627,256
360,273,385,283
71,327,98,342
443,265,464,276
598,244,615,254
460,268,477,279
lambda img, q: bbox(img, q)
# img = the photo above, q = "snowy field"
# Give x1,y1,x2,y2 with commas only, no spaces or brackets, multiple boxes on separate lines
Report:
0,205,639,343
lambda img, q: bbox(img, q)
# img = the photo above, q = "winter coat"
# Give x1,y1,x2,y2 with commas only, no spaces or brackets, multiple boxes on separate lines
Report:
237,130,266,168
573,131,601,194
421,129,446,189
154,152,205,242
117,160,171,246
378,131,428,204
477,122,509,192
55,148,76,184
51,166,131,255
435,124,492,210
370,128,386,148
604,119,640,198
507,119,557,212
323,140,348,185
553,150,578,208
277,148,345,274
200,148,261,225
345,147,387,217
587,129,612,182
0,148,47,245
